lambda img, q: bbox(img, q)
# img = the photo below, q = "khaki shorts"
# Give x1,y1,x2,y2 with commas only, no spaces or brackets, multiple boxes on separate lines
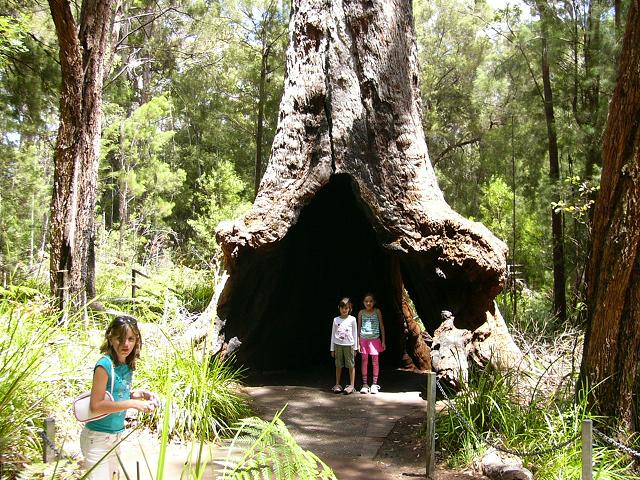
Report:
334,344,355,368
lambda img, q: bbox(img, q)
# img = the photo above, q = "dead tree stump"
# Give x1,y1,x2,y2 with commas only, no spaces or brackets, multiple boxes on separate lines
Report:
215,0,518,372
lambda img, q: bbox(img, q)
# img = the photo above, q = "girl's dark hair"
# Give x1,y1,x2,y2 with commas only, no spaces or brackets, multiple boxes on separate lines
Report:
100,316,142,370
363,292,376,302
338,297,352,311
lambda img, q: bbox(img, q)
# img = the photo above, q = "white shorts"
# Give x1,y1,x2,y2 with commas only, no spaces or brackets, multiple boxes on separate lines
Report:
79,427,123,479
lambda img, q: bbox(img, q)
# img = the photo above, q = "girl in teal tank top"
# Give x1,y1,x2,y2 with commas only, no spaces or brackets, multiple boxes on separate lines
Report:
80,316,160,479
357,293,386,394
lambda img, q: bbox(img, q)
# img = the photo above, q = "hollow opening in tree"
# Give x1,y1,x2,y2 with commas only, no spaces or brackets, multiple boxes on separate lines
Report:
222,174,410,370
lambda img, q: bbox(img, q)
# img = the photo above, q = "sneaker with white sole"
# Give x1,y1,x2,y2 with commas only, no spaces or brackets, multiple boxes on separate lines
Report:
360,385,370,394
331,384,342,393
370,384,380,394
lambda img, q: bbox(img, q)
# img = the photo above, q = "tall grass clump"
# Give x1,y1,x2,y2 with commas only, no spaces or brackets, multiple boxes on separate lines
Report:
139,335,251,442
434,365,639,479
0,295,56,475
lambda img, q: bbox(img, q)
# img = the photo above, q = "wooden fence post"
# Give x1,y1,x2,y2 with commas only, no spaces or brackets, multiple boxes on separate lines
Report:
426,372,436,478
582,419,593,480
43,417,56,463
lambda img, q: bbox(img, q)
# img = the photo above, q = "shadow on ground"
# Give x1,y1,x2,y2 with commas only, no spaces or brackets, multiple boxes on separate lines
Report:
114,366,484,480
244,364,428,393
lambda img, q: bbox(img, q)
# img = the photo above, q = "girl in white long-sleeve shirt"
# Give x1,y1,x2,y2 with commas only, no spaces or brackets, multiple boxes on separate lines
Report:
330,297,358,394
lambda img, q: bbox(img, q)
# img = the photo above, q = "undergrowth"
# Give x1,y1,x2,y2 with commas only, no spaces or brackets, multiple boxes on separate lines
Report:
433,363,639,479
0,262,313,479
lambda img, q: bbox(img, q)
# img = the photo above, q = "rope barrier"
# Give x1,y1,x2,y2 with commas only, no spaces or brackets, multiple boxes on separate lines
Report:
434,377,640,463
435,379,580,457
592,428,640,460
38,430,75,463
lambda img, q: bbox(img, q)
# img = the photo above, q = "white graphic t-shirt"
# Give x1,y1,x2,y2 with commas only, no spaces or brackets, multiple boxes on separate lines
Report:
330,315,358,351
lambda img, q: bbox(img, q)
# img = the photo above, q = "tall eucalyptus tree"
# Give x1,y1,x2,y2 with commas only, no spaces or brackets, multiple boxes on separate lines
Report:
580,0,640,433
47,0,117,305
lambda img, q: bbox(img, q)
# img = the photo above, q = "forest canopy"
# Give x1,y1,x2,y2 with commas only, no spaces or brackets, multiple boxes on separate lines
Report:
0,0,625,320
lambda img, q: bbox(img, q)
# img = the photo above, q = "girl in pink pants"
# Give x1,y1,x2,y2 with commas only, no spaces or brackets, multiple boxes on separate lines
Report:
357,293,386,394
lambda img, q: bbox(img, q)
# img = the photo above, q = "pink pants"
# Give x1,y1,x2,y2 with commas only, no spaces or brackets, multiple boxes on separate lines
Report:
361,354,379,384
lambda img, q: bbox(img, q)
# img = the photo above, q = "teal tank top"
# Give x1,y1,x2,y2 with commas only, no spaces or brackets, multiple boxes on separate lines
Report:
86,355,132,433
360,310,380,339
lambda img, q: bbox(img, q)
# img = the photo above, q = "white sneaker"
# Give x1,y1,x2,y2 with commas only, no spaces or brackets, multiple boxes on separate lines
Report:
370,384,380,394
360,385,370,394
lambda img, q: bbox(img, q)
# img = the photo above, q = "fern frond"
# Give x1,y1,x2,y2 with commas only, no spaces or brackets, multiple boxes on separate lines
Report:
220,406,337,480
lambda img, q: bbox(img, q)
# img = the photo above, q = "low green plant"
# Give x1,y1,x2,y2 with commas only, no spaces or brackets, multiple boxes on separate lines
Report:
138,336,250,442
16,459,80,479
177,279,215,313
220,407,337,480
498,288,560,339
0,297,56,476
433,365,640,478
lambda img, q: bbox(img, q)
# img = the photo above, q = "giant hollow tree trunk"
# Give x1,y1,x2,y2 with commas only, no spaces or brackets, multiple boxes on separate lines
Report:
216,0,520,374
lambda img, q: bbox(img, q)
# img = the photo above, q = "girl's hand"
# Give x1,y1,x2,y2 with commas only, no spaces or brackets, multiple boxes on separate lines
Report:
131,389,160,407
132,399,157,413
331,351,335,358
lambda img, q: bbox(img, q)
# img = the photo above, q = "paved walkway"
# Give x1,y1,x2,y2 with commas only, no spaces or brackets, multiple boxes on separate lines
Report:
242,383,426,479
237,367,432,479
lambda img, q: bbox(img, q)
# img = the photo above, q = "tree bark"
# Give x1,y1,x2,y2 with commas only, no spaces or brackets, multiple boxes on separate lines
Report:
216,0,514,371
48,0,115,306
535,0,566,322
580,0,640,433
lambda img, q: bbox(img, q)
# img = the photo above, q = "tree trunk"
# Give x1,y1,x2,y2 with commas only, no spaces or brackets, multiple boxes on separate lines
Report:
215,0,516,372
48,0,115,306
254,1,284,197
580,0,640,433
535,0,567,322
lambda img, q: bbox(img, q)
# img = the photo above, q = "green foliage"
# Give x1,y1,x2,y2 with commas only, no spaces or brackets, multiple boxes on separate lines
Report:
0,11,58,278
101,95,184,229
434,365,639,478
477,176,549,288
187,159,252,257
0,297,56,475
0,144,51,274
552,174,600,224
138,337,251,442
0,15,28,68
173,271,216,313
16,459,81,479
93,228,217,317
221,408,337,480
498,287,558,338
